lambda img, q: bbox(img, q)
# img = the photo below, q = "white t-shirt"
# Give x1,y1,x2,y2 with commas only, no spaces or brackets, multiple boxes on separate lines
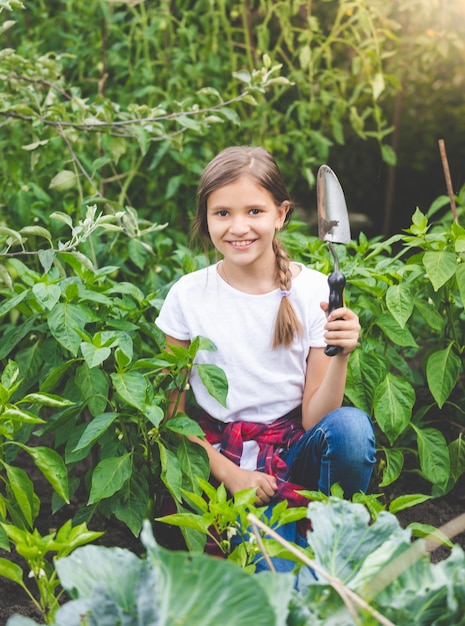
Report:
155,262,329,427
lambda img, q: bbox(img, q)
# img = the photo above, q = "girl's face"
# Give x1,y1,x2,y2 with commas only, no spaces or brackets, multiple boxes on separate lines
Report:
206,176,289,270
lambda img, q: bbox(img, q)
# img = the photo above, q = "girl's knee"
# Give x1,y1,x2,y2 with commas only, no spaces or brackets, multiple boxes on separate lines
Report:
322,407,376,461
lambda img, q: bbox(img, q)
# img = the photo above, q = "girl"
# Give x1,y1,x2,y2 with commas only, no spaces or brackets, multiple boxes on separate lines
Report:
155,146,376,568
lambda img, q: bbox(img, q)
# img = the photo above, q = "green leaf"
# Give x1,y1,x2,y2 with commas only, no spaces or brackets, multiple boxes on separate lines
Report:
375,312,418,347
305,499,407,584
112,472,150,536
388,493,431,514
55,523,282,626
374,373,415,445
88,454,133,504
456,263,465,305
159,444,183,502
143,404,164,428
20,225,53,243
422,250,457,291
80,342,111,368
181,490,209,514
48,302,90,356
165,415,205,438
55,543,145,608
197,336,218,352
19,392,74,408
407,522,453,547
4,463,35,528
49,169,77,191
449,434,465,484
176,437,209,494
40,360,76,393
0,226,24,245
385,284,414,328
412,425,450,487
110,371,147,411
0,290,28,319
53,520,104,556
426,345,460,408
196,363,228,408
381,144,397,167
156,512,212,534
414,298,444,331
0,557,24,586
75,363,109,417
22,445,70,503
371,72,385,100
73,412,119,452
410,207,429,233
142,522,282,625
379,447,404,487
0,315,37,360
1,406,45,424
176,114,203,131
345,350,385,415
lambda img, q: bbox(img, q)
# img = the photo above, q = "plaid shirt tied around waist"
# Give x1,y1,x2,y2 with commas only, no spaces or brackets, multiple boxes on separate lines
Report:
198,407,310,509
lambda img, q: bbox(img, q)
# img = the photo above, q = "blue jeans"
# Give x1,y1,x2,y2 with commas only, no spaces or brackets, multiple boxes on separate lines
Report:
255,407,376,573
283,406,376,497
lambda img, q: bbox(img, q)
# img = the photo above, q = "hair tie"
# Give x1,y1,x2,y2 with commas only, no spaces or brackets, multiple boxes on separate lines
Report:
280,289,291,298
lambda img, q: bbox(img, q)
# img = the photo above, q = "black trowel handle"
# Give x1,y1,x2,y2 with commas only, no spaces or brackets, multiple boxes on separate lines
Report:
324,270,346,357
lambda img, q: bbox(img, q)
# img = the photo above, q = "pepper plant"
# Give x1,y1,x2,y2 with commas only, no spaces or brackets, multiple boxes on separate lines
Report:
0,520,103,624
5,499,465,626
0,202,232,538
0,359,71,545
284,186,465,495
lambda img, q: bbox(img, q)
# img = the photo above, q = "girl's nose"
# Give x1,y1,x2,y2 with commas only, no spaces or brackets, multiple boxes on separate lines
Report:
229,215,249,236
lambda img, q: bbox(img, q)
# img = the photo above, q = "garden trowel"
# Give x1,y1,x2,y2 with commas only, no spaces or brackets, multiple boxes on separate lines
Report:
316,164,351,357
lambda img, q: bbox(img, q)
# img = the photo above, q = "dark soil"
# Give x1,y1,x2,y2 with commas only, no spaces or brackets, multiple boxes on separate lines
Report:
1,456,464,626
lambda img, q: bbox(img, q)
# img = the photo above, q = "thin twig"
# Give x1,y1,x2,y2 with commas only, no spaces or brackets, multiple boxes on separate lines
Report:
438,139,458,222
8,73,73,100
247,514,395,626
249,522,276,573
425,511,465,554
366,511,465,601
0,92,251,132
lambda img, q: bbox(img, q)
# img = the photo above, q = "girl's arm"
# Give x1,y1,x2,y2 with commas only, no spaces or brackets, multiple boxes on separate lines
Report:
301,304,360,431
165,335,277,504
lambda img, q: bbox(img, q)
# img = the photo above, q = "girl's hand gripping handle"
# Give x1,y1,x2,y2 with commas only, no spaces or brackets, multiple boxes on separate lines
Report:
324,271,346,357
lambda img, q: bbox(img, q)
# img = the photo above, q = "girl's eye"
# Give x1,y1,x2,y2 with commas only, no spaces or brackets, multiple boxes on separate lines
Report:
249,208,262,215
216,210,229,217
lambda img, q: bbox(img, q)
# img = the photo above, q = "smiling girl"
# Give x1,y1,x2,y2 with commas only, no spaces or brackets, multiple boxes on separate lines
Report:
155,146,376,569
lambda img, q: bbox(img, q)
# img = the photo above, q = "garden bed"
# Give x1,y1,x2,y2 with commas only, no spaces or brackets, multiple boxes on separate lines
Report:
1,455,464,625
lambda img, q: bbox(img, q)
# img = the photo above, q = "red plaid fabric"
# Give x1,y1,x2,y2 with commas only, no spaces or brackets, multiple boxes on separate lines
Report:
198,408,311,508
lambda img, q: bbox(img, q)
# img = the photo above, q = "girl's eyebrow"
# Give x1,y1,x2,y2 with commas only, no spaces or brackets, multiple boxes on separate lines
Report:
208,201,269,211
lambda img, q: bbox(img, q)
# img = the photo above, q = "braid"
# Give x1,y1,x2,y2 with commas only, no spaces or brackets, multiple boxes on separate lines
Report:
272,237,303,348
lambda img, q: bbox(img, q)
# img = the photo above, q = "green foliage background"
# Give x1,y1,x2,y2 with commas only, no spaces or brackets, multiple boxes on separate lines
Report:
0,1,465,622
0,4,465,618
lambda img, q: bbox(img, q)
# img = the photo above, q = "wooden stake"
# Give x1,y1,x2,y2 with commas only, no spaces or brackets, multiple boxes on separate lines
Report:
438,139,458,222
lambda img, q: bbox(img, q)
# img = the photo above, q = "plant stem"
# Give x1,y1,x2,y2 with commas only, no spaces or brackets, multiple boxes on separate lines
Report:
248,513,396,626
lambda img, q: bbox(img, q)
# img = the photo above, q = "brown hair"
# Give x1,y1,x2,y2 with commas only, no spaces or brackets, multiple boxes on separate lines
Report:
192,146,302,348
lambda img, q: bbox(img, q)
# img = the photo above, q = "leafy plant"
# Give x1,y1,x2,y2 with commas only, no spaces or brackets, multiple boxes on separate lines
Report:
291,499,465,625
5,520,295,626
5,500,465,626
284,189,465,494
156,478,308,567
0,359,71,543
0,520,103,624
0,203,232,537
